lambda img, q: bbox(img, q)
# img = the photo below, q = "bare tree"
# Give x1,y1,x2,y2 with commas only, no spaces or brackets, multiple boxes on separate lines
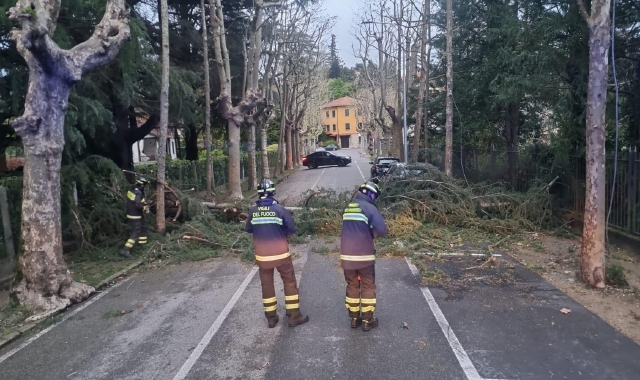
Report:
411,0,430,163
209,0,262,199
201,0,213,198
156,0,170,233
577,0,611,288
444,0,453,176
7,0,130,314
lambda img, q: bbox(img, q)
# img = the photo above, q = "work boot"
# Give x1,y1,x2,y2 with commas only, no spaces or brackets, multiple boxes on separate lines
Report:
119,248,132,259
287,310,309,327
267,315,279,328
362,317,378,332
350,317,362,329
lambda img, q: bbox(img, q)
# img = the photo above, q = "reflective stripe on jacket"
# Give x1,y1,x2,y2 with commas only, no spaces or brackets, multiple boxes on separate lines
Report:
245,197,296,269
340,192,387,270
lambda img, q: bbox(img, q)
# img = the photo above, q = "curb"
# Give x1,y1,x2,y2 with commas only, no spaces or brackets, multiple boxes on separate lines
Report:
0,259,144,350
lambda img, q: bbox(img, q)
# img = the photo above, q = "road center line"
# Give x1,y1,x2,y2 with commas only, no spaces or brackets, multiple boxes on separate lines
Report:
310,169,326,190
172,266,258,380
0,278,128,364
405,257,483,380
354,159,366,180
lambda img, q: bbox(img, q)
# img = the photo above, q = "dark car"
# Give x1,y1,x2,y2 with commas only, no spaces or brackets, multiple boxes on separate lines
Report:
370,157,400,177
302,151,352,169
385,162,439,180
324,144,339,151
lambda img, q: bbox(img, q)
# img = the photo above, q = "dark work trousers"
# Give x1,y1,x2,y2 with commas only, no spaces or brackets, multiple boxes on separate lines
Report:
259,257,299,318
124,219,148,249
344,265,376,321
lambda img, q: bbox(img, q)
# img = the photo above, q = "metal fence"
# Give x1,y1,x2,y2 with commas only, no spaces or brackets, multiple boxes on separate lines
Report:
134,152,279,192
417,147,640,238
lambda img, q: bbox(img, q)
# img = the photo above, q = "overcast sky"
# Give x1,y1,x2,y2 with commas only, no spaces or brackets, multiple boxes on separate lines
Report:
322,0,360,67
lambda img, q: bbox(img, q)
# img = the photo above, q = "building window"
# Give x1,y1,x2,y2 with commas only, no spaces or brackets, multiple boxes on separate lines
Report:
345,123,351,130
333,124,336,131
357,109,363,116
326,111,329,118
326,125,330,131
332,110,336,117
345,109,350,116
358,123,363,129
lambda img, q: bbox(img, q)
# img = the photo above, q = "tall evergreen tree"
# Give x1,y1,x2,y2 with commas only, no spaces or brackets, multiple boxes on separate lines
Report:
329,34,341,79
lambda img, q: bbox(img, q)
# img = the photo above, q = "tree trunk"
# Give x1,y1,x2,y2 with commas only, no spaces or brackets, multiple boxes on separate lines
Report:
392,3,403,160
156,0,170,234
0,153,7,172
579,0,611,289
227,119,243,198
505,102,519,189
12,78,93,315
412,0,430,163
185,126,199,161
444,0,454,176
201,0,213,197
293,128,299,166
285,122,293,170
261,126,270,178
248,123,257,188
8,0,130,314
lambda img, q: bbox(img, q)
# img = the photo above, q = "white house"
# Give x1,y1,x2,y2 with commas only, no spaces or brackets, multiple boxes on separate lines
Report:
132,127,178,163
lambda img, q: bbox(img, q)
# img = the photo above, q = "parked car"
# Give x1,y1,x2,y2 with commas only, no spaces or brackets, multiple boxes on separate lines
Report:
302,151,352,169
324,144,339,151
370,157,400,177
385,162,439,180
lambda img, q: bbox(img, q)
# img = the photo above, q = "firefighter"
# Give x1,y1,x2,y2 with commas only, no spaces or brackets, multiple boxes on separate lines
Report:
245,179,309,328
120,177,149,258
340,181,388,331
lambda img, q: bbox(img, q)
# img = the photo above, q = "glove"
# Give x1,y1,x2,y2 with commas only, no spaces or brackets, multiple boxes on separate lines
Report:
143,205,149,213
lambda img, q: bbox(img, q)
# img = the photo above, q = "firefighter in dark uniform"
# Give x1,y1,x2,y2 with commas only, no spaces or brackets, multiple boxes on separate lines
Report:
340,181,388,331
245,179,309,328
120,177,149,258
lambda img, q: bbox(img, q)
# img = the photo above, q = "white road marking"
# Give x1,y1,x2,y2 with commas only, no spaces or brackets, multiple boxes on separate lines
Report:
172,267,258,380
354,159,366,180
311,169,326,190
417,252,502,257
0,278,128,364
405,257,483,380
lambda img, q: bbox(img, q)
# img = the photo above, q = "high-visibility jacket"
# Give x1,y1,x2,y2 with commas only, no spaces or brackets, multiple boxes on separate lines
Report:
340,193,388,270
126,185,146,219
245,197,296,269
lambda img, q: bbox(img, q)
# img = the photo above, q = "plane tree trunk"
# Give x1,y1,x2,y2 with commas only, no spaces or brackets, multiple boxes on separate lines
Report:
7,0,130,316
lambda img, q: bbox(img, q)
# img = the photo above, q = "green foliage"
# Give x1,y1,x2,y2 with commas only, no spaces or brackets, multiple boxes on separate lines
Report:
606,263,629,288
60,156,131,254
377,164,557,234
328,78,355,99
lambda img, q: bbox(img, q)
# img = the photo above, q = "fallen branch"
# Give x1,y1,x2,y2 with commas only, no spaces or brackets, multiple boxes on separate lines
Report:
465,256,498,270
182,235,224,246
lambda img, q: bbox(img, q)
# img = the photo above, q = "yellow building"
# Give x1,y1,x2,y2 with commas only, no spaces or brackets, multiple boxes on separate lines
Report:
320,97,365,149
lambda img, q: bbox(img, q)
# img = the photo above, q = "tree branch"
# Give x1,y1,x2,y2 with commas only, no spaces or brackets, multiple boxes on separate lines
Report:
7,0,66,75
70,0,131,80
128,113,160,143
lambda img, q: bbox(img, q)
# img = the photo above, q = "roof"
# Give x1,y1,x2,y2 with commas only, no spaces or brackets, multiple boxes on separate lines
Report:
321,97,358,109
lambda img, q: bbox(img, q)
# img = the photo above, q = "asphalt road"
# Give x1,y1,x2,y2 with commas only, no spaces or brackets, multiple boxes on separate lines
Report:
2,151,640,379
275,149,372,206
